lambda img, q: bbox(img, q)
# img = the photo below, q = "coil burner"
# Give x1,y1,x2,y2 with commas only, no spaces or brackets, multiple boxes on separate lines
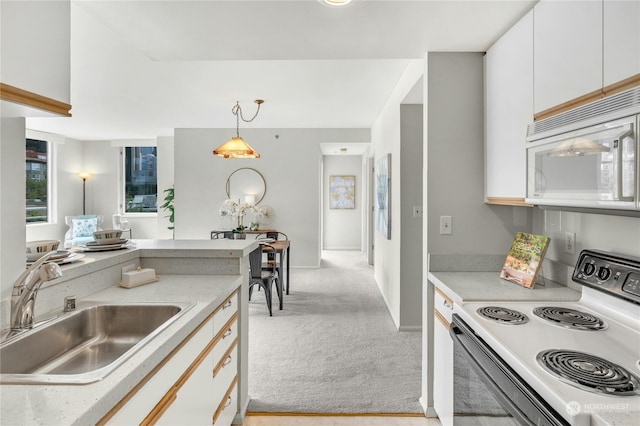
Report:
533,306,607,331
537,349,640,396
476,306,529,325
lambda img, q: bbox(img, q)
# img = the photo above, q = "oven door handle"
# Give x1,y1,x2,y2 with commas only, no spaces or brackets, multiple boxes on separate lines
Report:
450,315,569,426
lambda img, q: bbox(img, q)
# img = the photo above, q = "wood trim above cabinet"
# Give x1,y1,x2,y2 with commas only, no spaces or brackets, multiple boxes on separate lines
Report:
534,74,640,122
434,310,450,331
0,82,72,117
485,197,533,207
603,73,640,97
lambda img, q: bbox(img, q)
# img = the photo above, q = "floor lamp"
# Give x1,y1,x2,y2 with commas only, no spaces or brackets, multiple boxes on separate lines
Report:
77,172,92,215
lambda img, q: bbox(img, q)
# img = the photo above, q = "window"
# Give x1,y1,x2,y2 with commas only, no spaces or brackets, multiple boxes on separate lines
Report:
26,138,50,223
124,147,158,213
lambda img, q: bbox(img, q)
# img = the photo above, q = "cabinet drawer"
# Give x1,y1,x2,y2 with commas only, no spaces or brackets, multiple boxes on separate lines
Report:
214,291,238,337
213,377,238,426
434,287,454,322
211,316,238,378
105,316,214,424
213,343,238,410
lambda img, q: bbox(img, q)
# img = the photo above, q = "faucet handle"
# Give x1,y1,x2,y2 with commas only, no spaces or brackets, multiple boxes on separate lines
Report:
64,295,76,312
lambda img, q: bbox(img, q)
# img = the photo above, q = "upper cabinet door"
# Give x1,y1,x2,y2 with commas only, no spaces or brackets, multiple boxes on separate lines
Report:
533,0,603,114
485,10,533,201
603,0,640,86
1,0,71,116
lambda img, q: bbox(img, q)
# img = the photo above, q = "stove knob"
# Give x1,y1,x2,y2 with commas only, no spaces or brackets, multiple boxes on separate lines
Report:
582,263,596,276
597,266,611,281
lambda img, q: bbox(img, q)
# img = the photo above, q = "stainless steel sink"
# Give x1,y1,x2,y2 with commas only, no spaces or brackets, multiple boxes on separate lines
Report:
0,302,193,384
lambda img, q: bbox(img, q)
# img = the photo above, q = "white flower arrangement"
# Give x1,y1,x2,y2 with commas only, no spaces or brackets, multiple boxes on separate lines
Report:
222,199,255,232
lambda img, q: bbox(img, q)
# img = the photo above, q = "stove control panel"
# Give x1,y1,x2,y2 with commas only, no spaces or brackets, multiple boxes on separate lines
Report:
573,249,640,305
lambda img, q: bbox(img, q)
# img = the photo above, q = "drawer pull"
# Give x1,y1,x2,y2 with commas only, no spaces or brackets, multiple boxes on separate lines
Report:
443,300,452,309
222,355,232,368
224,396,232,408
223,328,232,338
222,299,233,310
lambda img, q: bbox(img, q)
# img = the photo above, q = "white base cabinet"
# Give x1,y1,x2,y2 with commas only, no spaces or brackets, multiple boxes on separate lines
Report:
103,290,239,426
432,287,454,426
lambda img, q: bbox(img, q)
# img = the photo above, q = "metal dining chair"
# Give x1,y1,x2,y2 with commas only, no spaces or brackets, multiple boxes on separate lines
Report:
211,231,234,239
248,245,282,315
254,231,288,290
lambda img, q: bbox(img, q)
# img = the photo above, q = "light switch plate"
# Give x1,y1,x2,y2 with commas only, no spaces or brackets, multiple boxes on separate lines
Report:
440,216,452,235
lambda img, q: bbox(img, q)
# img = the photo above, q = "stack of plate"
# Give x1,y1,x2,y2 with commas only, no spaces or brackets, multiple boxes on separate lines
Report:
81,239,129,252
26,250,85,266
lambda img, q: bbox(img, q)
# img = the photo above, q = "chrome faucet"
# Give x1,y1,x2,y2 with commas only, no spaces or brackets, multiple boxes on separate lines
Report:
9,252,62,336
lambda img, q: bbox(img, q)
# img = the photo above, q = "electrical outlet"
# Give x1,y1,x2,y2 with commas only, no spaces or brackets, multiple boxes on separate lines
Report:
565,232,576,254
413,206,423,218
440,216,452,235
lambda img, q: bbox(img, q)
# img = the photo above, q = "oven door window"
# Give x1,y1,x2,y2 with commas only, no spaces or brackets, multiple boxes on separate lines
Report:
450,315,569,426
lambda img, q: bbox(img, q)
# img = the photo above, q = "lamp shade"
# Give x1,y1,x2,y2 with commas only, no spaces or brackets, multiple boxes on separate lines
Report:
213,136,261,159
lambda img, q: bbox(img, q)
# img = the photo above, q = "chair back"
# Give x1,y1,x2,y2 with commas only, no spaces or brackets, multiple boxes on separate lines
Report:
212,231,234,239
255,231,288,241
249,246,264,279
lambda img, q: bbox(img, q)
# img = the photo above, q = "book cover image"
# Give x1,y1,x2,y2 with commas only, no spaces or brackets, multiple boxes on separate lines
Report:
500,232,551,288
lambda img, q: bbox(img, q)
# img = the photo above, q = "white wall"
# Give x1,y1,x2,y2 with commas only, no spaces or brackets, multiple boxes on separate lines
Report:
533,209,640,266
322,155,362,250
370,59,424,327
399,104,423,329
426,53,533,257
1,119,27,319
173,127,369,268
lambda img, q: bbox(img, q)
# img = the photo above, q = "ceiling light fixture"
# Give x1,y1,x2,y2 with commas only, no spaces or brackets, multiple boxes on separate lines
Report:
213,99,264,159
319,0,353,7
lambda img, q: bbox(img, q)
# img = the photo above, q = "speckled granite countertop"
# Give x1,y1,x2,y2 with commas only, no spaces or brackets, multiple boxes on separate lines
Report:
0,274,242,425
428,271,581,304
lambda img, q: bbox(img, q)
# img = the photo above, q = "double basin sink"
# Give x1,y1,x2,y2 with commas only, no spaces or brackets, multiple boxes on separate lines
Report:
0,302,193,385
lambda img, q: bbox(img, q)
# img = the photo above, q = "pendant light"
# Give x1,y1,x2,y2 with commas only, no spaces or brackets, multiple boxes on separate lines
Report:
213,100,264,159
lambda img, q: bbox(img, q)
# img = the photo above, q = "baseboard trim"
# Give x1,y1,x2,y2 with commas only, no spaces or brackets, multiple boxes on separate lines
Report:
398,325,422,332
246,412,425,417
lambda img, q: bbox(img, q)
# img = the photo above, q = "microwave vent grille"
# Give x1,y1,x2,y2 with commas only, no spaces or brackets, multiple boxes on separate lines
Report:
528,86,640,140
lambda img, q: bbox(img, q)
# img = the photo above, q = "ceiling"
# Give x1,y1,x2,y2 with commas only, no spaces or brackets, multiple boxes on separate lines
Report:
26,0,536,145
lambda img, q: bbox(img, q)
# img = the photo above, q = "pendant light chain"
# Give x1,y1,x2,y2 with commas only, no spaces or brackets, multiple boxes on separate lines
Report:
232,100,263,137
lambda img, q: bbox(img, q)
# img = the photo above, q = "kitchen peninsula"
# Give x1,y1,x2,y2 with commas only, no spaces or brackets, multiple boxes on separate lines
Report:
0,239,257,425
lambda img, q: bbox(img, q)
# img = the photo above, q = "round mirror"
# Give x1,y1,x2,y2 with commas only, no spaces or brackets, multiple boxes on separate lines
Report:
226,168,266,205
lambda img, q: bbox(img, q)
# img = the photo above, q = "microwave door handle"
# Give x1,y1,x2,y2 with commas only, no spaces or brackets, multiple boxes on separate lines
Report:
614,129,634,200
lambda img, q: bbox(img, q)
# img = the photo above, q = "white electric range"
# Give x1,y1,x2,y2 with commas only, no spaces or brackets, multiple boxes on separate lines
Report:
452,250,640,426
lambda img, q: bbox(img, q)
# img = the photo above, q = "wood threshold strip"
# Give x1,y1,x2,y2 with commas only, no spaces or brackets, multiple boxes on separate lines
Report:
485,197,533,207
534,73,640,122
96,292,238,425
0,82,72,117
246,412,426,417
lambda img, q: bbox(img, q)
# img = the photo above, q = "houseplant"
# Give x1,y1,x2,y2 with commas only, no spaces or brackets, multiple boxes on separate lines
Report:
222,199,254,238
161,186,175,239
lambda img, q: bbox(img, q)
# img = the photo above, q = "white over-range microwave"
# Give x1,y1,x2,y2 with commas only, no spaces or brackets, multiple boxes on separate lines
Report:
526,87,640,212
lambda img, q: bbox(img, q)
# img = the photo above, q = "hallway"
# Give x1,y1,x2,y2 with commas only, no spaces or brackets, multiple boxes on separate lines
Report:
247,250,423,415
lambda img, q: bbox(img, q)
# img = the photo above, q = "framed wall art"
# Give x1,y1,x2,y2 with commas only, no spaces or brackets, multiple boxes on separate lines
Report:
375,153,391,239
329,175,355,209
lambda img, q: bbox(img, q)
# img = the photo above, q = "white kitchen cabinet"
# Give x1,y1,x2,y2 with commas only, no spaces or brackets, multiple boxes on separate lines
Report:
484,10,533,204
533,0,603,114
104,290,239,426
603,0,640,87
432,287,454,426
0,0,71,116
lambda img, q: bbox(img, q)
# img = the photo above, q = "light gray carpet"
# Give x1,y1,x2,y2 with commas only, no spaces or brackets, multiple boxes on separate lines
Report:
247,250,423,414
